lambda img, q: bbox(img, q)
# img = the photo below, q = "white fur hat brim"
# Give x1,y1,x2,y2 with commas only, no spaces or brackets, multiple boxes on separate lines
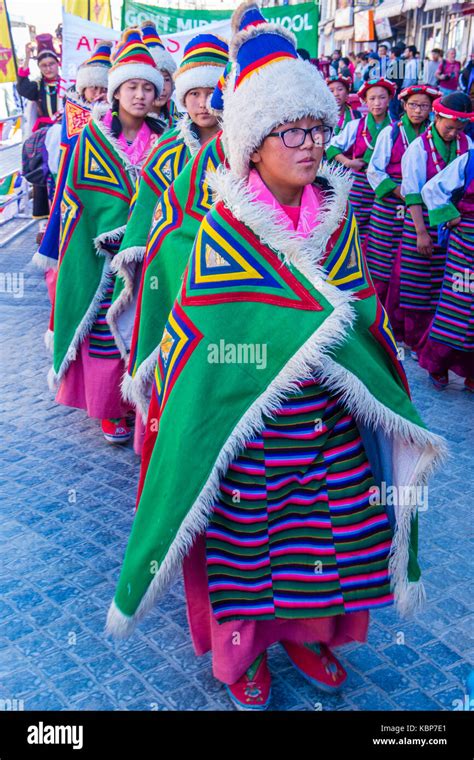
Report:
150,47,177,76
222,56,339,179
174,64,225,111
108,63,164,103
76,64,109,96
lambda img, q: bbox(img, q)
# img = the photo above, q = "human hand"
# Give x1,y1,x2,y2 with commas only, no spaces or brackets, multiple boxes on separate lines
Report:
416,230,433,256
446,216,461,229
349,158,366,171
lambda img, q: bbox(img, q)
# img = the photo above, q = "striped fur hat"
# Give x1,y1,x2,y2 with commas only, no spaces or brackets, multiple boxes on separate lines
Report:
140,20,177,75
107,28,163,103
173,33,229,111
222,2,338,178
75,41,112,96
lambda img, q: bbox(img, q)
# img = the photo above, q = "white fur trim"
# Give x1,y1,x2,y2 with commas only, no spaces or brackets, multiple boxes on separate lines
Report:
105,164,446,637
222,57,338,178
108,63,163,104
32,251,58,271
150,47,177,75
76,64,109,96
176,114,202,156
44,329,54,353
122,347,158,421
174,64,225,111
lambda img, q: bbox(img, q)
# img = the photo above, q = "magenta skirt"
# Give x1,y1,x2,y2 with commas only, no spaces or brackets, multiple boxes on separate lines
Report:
182,532,369,684
56,336,132,420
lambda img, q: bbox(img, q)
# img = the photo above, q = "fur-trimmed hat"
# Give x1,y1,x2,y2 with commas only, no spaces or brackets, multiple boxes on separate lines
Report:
222,2,338,179
433,92,474,122
107,28,163,103
398,83,439,102
75,41,112,96
358,77,396,101
140,20,177,75
208,61,233,115
173,33,229,111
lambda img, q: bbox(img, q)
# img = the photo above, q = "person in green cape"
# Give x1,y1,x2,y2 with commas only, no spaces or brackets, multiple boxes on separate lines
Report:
140,20,179,130
49,28,165,445
106,34,229,431
106,3,446,711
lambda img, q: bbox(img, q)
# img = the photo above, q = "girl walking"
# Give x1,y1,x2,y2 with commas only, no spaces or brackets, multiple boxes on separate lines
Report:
50,29,165,444
106,6,444,711
365,84,439,305
326,77,395,243
390,93,473,354
417,147,474,390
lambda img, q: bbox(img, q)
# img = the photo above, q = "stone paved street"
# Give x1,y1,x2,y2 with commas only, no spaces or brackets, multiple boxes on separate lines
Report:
0,226,473,712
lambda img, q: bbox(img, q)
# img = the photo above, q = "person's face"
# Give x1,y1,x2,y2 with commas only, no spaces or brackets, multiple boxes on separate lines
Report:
115,79,156,118
184,87,217,130
39,56,58,80
447,48,456,62
250,116,326,192
378,46,387,57
431,51,440,62
328,81,348,108
332,52,340,61
365,86,389,116
154,70,173,108
83,85,107,103
404,93,432,126
436,115,466,142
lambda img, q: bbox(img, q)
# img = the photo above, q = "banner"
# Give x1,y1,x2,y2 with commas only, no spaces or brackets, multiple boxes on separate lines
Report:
0,0,16,84
63,0,112,27
122,0,319,58
61,11,231,94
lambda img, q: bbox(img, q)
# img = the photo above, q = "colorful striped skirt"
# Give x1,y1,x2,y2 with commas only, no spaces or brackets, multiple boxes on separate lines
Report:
429,218,474,352
88,271,121,360
399,207,446,312
366,193,405,286
205,378,394,624
349,169,375,242
418,218,474,378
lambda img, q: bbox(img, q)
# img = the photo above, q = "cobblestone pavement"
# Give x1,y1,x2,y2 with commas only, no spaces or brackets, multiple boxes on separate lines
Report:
0,226,473,712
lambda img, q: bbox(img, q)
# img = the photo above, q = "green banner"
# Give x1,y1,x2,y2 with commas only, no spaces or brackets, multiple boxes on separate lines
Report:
121,1,319,57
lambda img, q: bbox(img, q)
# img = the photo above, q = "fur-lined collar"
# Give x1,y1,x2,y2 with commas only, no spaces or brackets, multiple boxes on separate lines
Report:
176,114,203,156
91,102,161,169
207,161,354,285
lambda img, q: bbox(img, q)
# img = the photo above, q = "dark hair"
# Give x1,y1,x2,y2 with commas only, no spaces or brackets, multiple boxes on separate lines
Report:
340,67,352,79
341,57,350,66
407,45,418,56
432,48,443,56
440,91,473,114
297,47,311,61
110,94,164,139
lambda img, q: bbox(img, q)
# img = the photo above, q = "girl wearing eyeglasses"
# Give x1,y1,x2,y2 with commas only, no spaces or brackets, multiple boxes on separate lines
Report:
326,77,396,243
365,85,439,307
107,7,444,713
391,92,473,362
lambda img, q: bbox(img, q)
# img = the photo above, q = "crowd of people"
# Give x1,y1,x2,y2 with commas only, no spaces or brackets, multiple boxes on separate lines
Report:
13,0,473,710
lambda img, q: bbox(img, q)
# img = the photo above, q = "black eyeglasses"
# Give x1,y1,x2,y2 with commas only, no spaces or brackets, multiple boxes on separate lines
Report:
267,125,333,148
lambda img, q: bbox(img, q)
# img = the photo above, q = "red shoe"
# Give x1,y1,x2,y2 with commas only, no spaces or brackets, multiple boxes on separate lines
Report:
101,418,132,444
281,641,347,692
429,372,449,390
225,652,271,711
464,378,474,393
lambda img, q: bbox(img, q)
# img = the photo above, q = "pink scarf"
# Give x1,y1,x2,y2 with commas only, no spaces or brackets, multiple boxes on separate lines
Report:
103,109,157,164
247,168,322,238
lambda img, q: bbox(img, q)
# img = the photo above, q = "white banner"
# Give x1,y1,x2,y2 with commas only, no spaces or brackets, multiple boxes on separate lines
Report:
61,11,231,96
